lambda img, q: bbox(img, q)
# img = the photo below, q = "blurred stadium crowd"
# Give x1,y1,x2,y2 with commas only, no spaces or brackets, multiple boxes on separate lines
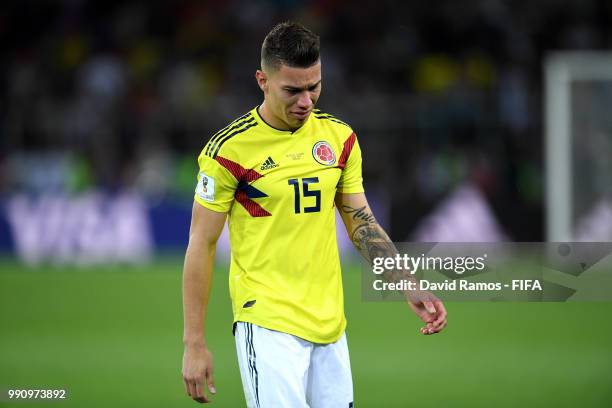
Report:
2,0,611,241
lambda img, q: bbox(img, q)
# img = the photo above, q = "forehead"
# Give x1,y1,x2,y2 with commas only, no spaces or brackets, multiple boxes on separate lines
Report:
273,61,321,87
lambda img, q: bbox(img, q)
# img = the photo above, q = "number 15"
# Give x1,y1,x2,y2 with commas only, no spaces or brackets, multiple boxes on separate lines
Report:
288,177,320,213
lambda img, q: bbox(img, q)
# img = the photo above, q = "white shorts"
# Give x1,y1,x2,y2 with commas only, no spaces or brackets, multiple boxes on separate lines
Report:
234,322,354,408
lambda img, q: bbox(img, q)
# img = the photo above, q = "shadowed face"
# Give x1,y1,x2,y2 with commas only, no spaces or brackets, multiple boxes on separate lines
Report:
256,61,322,131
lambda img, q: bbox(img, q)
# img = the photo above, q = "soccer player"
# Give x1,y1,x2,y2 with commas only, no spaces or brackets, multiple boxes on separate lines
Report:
182,21,447,406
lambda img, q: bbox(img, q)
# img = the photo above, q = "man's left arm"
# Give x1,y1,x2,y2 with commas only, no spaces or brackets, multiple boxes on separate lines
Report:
335,192,448,335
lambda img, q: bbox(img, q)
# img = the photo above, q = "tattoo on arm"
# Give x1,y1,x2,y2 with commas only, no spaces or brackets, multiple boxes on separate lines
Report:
350,223,394,259
341,205,377,224
341,204,440,306
341,205,411,283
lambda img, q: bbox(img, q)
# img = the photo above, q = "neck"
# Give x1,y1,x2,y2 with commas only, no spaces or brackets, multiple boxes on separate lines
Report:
258,102,294,131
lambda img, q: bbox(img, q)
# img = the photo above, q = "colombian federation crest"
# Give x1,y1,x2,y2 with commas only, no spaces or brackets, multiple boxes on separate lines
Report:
312,141,336,166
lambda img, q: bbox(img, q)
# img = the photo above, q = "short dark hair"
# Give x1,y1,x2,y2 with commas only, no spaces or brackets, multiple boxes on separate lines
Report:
261,22,320,71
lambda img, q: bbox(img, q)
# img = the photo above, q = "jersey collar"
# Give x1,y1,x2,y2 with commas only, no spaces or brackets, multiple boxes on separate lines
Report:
253,105,312,136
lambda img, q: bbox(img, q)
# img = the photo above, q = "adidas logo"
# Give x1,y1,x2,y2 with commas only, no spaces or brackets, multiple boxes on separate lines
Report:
260,156,279,171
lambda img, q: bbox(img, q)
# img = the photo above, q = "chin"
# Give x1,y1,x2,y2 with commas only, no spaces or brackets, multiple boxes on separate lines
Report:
285,116,302,126
292,119,306,128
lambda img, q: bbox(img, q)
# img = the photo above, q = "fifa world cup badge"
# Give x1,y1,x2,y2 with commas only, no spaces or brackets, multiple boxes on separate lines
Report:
196,172,215,202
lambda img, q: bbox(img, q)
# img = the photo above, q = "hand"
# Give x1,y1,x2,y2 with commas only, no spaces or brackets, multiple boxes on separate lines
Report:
182,342,216,403
405,290,448,335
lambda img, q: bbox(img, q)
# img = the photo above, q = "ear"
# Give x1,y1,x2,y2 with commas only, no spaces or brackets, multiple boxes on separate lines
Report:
255,70,268,92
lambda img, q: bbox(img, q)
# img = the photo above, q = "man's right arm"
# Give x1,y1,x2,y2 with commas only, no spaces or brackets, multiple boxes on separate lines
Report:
182,202,227,404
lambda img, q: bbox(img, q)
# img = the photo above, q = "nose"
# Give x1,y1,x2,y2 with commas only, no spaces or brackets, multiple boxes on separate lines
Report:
296,92,313,110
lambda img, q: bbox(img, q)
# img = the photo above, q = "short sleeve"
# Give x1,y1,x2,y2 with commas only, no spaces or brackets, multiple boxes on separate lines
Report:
194,152,238,212
337,133,364,194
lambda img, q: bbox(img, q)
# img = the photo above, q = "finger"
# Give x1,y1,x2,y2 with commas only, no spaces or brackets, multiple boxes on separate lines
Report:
421,327,433,335
432,313,446,329
206,367,217,395
195,381,209,403
421,321,445,335
421,323,434,335
423,301,436,314
188,380,198,400
429,320,448,334
434,320,447,333
432,301,447,327
183,378,191,396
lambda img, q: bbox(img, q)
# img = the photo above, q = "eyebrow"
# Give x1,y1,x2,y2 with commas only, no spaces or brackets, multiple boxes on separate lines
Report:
282,80,322,92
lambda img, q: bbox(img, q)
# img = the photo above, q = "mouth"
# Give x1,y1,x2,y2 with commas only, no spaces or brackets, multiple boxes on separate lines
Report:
290,110,311,121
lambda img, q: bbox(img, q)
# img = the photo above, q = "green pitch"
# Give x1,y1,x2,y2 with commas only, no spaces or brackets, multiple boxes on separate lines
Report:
1,257,611,407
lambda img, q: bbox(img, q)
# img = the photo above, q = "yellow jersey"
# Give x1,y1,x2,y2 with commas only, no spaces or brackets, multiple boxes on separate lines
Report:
194,106,363,343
